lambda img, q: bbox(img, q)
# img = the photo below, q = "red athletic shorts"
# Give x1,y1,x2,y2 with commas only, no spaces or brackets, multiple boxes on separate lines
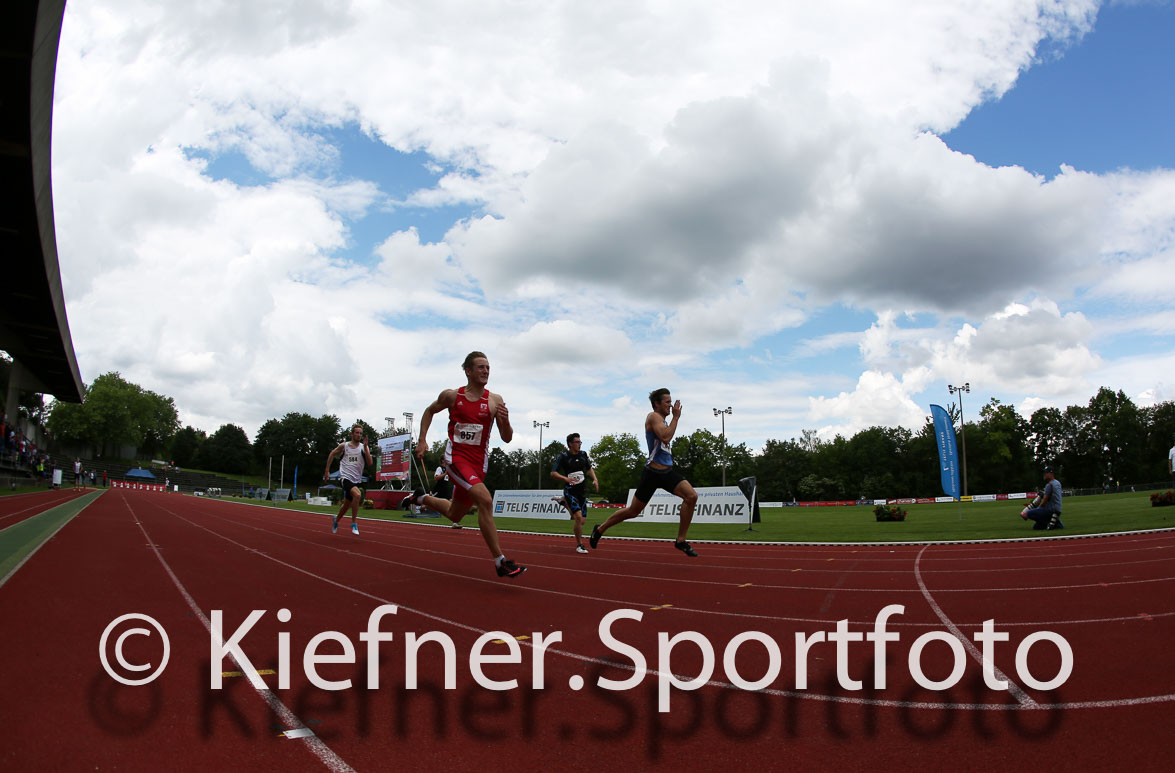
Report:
444,457,486,507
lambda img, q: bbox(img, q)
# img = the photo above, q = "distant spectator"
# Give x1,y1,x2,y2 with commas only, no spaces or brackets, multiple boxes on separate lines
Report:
432,465,453,500
1168,435,1174,489
74,458,82,490
102,471,107,487
1020,466,1063,531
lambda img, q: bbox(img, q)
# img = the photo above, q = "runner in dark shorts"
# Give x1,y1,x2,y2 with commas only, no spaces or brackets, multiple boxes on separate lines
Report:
589,388,699,557
551,433,599,553
324,425,372,535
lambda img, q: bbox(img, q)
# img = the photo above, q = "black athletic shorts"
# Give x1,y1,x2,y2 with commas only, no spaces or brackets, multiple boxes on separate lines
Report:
342,479,364,499
634,466,686,503
563,489,587,516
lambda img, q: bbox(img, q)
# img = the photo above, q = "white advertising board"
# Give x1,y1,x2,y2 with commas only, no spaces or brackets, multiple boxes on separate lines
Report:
492,490,573,519
624,485,750,524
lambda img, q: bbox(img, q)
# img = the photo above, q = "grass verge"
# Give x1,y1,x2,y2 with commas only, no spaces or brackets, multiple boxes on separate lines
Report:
228,490,1175,543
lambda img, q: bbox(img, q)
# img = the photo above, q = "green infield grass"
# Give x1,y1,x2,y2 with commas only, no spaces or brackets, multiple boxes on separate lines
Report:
235,490,1175,543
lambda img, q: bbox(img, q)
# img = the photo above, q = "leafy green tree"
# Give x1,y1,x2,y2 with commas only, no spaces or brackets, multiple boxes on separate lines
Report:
539,441,568,489
45,372,178,457
255,412,342,481
198,424,252,474
755,438,810,502
169,426,206,468
845,426,910,496
903,420,942,497
797,473,843,500
485,447,515,493
1028,406,1066,470
967,399,1032,494
505,448,536,489
137,388,180,458
590,433,644,503
1085,388,1146,486
1142,401,1175,481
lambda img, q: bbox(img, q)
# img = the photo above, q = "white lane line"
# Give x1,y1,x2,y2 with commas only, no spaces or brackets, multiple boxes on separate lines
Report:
0,491,82,526
914,544,1037,708
153,498,1175,712
124,497,354,773
176,499,1175,628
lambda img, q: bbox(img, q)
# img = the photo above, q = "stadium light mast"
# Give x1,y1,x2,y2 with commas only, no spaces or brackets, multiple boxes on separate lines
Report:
533,420,549,488
948,383,970,498
384,416,396,438
713,406,733,486
403,412,415,490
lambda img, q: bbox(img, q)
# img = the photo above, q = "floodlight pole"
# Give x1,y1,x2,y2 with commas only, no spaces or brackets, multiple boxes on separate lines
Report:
533,420,548,488
404,412,414,489
713,407,732,486
948,382,970,498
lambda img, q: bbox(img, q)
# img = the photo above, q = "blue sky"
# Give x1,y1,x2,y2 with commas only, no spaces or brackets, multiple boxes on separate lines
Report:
945,1,1175,177
48,0,1175,455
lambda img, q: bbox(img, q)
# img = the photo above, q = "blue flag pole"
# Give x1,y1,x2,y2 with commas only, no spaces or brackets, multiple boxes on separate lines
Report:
930,404,962,520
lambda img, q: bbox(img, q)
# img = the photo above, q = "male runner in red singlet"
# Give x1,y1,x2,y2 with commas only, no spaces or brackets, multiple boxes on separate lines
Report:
401,351,526,578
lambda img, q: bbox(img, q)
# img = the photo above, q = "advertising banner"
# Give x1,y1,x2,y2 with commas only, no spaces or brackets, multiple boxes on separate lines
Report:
377,434,411,482
624,485,750,524
930,403,960,500
492,490,574,519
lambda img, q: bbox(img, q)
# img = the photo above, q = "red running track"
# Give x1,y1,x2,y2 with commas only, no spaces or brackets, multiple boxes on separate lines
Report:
0,489,1172,771
0,487,89,530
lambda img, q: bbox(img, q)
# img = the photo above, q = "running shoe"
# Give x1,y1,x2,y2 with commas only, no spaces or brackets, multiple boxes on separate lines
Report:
399,488,426,509
450,521,463,529
674,540,699,557
495,559,527,578
589,524,602,549
332,516,338,534
575,545,588,554
352,523,359,535
552,496,568,508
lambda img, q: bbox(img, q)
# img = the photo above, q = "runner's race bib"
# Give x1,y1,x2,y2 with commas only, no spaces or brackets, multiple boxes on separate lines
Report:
567,471,585,484
454,423,484,445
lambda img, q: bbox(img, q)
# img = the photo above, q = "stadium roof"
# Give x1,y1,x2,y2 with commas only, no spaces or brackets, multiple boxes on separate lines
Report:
0,0,83,403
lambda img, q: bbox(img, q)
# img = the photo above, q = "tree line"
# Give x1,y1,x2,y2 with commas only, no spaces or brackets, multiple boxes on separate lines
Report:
44,374,1175,499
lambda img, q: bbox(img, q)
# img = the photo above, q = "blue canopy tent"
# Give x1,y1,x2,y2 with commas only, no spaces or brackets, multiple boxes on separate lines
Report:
125,468,156,480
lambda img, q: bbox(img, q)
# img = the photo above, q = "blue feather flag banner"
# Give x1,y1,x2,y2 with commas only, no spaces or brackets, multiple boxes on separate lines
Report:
930,404,960,500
